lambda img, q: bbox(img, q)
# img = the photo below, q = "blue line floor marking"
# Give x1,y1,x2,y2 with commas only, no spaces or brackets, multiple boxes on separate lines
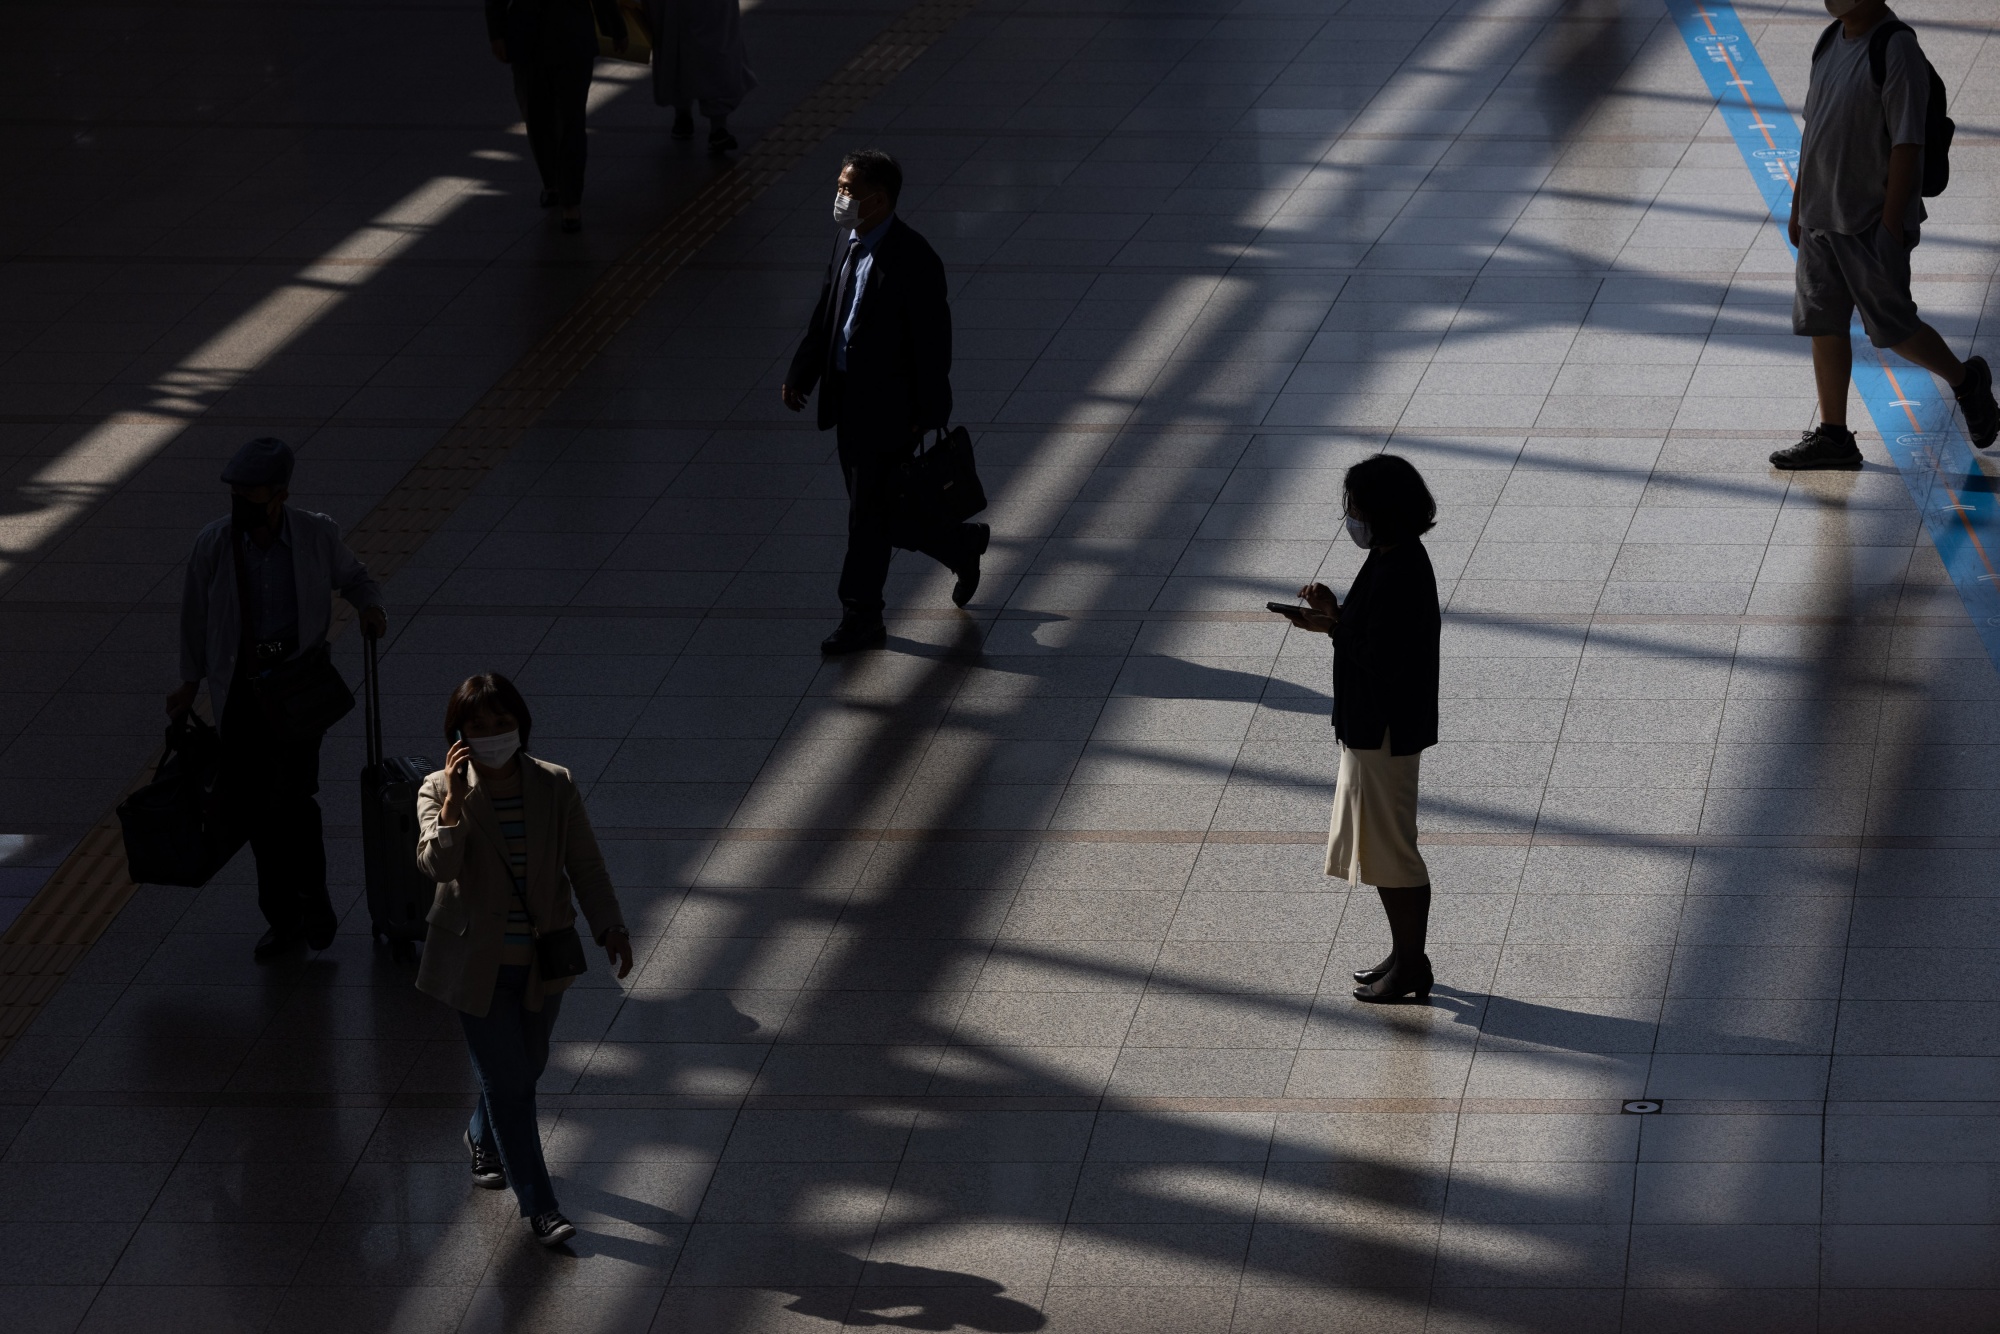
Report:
1665,0,2000,665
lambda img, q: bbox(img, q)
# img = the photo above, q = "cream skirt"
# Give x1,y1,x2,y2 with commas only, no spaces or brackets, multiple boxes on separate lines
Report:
1325,735,1428,888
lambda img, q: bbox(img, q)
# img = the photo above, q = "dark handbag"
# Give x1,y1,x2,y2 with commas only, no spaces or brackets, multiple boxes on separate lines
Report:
118,716,232,887
252,641,355,737
900,425,987,524
516,860,589,981
534,922,590,981
228,534,355,736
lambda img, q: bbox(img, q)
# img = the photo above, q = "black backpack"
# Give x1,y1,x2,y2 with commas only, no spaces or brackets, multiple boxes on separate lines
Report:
1813,18,1954,196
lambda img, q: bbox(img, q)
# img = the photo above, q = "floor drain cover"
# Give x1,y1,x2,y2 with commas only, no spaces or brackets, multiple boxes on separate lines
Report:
1622,1100,1663,1115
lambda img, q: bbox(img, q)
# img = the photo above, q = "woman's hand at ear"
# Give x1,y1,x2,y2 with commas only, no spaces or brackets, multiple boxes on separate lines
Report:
439,740,473,826
604,926,634,979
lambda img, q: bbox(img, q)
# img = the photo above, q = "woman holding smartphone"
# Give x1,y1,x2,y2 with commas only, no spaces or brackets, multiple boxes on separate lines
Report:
415,672,634,1245
1280,454,1442,1003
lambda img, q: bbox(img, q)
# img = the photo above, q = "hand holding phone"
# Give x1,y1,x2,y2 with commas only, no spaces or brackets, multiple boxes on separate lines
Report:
1271,584,1337,634
442,731,473,818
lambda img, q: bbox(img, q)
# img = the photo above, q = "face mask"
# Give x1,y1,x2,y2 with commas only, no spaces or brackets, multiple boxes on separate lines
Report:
832,190,862,228
467,730,520,767
1345,515,1373,550
1823,0,1861,15
232,494,273,533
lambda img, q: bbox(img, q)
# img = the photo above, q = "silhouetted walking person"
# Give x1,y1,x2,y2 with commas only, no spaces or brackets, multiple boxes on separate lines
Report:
416,673,633,1246
1775,0,1996,467
170,438,387,962
647,0,756,153
781,149,989,654
488,0,627,232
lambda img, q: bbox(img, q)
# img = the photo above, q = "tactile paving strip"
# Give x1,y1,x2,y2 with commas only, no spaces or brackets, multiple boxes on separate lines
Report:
0,0,974,1061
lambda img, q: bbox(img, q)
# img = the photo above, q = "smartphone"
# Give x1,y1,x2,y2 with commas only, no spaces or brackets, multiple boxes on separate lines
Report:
1267,601,1309,620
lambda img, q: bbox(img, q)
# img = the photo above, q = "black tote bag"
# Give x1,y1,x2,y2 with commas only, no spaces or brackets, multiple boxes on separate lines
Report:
118,716,232,888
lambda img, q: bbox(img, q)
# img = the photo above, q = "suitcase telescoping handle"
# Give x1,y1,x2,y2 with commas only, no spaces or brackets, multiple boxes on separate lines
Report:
363,632,383,770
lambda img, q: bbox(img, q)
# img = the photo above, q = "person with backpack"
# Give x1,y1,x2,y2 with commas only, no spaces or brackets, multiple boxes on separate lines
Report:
1773,0,1997,469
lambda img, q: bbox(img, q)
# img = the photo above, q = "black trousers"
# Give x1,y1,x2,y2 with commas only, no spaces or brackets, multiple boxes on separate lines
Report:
513,53,594,208
835,419,982,620
217,676,333,935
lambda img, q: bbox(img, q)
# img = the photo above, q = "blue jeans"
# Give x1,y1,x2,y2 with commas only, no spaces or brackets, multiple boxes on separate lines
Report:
460,964,563,1218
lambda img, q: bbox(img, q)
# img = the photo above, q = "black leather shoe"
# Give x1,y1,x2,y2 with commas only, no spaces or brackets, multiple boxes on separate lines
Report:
1354,955,1432,1003
952,523,990,608
305,910,337,952
1769,424,1861,470
821,620,887,655
708,125,737,155
1352,953,1394,985
254,926,307,963
670,109,695,140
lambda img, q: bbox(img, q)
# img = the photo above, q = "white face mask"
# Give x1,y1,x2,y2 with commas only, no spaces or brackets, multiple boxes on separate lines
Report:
1345,515,1373,550
467,730,520,768
1823,0,1861,15
832,190,862,229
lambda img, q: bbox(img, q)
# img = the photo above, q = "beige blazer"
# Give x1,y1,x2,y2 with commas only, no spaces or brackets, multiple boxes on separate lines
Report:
414,754,625,1017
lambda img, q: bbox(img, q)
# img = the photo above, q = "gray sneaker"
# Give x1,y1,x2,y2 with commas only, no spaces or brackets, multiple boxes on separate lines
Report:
1956,355,1997,449
1770,423,1862,471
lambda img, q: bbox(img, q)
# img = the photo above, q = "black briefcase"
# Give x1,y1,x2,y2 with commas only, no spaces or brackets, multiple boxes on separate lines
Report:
118,716,232,887
900,425,987,524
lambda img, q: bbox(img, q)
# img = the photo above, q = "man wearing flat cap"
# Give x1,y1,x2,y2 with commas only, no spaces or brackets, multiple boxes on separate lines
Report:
169,438,387,962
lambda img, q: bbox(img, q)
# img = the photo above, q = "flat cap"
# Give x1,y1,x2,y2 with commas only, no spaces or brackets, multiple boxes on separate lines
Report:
220,437,294,488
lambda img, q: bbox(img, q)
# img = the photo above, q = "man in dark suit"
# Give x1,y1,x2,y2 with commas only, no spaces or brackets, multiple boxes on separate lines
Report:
781,150,989,655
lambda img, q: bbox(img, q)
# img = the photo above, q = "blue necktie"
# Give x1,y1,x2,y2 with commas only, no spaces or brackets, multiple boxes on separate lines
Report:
831,236,861,370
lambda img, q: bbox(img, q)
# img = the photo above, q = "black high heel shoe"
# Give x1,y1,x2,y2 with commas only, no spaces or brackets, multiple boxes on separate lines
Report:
1353,953,1394,985
1353,955,1432,1003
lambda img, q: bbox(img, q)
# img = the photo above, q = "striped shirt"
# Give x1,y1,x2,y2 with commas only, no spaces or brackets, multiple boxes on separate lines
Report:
483,766,534,967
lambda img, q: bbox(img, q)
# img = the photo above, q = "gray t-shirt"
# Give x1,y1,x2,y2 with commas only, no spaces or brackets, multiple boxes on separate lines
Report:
1797,14,1928,235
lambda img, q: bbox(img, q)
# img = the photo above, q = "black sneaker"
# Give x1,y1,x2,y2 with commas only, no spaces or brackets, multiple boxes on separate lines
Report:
464,1130,505,1190
1769,423,1862,470
530,1210,576,1247
1957,355,1997,449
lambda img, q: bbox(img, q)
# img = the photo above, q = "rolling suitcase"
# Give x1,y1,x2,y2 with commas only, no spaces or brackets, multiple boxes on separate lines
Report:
360,635,433,960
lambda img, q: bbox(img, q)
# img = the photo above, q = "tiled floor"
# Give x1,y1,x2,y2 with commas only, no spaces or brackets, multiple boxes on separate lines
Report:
4,0,1999,1330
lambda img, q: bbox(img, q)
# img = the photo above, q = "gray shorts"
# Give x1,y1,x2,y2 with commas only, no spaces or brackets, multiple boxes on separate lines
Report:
1792,223,1922,348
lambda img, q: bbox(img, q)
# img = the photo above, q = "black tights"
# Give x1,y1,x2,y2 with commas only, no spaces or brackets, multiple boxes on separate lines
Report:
1378,883,1431,965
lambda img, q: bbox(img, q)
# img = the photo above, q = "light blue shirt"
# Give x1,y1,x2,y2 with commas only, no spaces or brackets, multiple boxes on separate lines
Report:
834,214,894,373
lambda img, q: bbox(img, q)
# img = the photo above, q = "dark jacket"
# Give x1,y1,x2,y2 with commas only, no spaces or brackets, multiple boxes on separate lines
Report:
1332,540,1441,755
786,216,953,441
486,0,618,63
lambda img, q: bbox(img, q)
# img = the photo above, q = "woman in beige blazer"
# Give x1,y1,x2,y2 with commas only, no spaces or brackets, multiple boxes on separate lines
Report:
415,672,632,1247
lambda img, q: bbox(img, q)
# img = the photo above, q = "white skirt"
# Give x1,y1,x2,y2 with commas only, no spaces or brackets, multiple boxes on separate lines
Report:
1325,735,1428,888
